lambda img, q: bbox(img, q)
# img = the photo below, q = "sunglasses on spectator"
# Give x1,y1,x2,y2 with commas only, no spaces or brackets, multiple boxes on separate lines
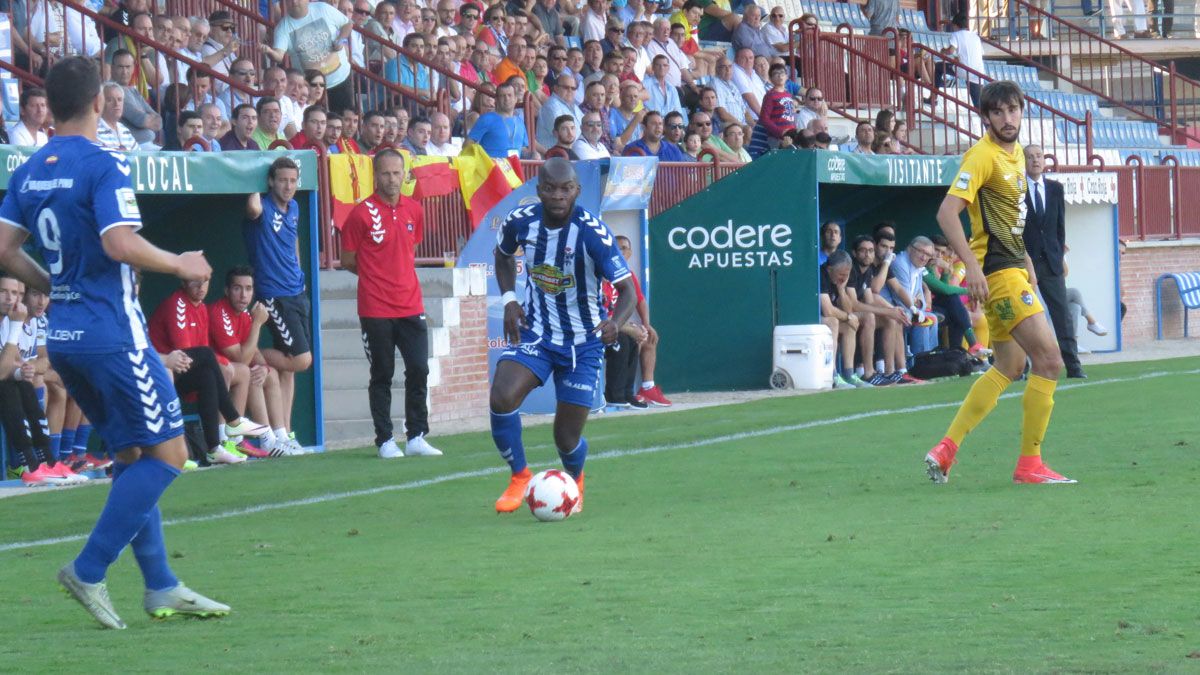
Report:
695,121,711,126
770,12,783,17
216,24,234,31
667,123,684,129
584,121,603,126
462,12,479,18
353,8,370,14
308,80,326,87
808,95,824,101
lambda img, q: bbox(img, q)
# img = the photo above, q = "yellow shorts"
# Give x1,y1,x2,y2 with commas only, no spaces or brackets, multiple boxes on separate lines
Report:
983,268,1044,342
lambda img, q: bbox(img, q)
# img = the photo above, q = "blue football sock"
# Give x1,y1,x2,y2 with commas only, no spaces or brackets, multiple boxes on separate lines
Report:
72,425,92,456
49,434,62,462
35,386,45,410
73,457,180,584
109,461,178,591
60,428,76,459
558,437,588,480
490,408,527,474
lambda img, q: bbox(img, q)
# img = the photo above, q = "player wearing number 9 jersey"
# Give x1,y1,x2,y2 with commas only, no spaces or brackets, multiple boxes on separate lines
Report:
0,57,230,630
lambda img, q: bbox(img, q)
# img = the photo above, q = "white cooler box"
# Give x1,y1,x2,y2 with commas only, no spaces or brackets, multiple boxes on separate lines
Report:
769,324,835,390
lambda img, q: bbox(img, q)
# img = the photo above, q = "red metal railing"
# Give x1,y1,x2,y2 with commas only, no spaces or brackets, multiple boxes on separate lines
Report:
985,0,1200,146
788,22,1093,160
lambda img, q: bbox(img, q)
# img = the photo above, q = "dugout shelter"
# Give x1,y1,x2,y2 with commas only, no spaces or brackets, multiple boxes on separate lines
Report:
648,150,1122,392
0,148,326,463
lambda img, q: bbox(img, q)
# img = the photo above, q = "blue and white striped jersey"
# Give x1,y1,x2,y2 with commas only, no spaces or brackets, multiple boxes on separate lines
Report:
497,203,631,347
0,136,150,354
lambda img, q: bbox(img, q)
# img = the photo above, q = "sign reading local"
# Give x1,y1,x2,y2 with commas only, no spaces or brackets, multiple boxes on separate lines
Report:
0,146,317,194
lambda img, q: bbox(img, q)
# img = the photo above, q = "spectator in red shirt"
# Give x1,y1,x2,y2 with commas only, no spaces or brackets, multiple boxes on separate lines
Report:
603,235,672,407
148,276,267,463
747,62,795,159
339,150,443,459
209,267,300,456
287,105,328,150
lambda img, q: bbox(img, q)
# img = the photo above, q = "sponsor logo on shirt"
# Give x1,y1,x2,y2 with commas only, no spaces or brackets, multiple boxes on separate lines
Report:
116,187,140,219
366,202,385,243
955,171,971,190
271,211,285,233
529,263,575,295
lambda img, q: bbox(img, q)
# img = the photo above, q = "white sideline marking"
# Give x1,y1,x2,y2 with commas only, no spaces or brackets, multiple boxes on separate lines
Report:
2,368,1195,555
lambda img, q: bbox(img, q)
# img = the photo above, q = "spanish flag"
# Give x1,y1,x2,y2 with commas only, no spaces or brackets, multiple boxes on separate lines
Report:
328,153,374,230
455,143,523,227
406,155,459,199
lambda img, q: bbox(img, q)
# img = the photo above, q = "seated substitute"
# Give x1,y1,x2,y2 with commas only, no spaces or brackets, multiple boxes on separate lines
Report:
819,251,869,389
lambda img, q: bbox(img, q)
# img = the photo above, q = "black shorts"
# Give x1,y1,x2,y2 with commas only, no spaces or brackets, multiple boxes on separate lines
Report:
262,293,312,357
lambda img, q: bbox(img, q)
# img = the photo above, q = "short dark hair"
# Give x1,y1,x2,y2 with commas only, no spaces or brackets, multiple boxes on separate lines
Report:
44,59,99,123
979,80,1024,116
851,234,874,252
326,111,342,123
111,48,134,63
185,66,211,83
19,86,47,109
553,114,574,131
930,234,949,247
642,110,663,124
268,156,300,181
820,221,840,235
768,63,787,77
255,96,281,115
951,12,969,29
410,116,431,128
873,230,896,246
177,110,201,129
372,147,405,170
303,105,327,123
363,109,386,124
495,82,515,96
233,103,256,119
225,265,256,287
873,220,896,236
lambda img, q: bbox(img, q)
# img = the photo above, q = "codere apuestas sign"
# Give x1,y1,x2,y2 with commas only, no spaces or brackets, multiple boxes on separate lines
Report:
667,220,795,269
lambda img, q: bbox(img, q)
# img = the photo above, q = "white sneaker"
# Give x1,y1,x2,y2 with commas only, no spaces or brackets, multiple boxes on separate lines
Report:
225,418,269,438
144,582,231,619
1087,321,1108,336
287,432,314,454
378,438,405,459
404,434,443,457
206,447,246,464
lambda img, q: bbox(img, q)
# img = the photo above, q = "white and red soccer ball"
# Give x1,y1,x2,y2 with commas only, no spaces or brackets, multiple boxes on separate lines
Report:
524,470,580,521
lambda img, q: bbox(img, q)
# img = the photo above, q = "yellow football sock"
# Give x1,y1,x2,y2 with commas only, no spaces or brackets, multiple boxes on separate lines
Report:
945,367,1011,446
1020,374,1057,457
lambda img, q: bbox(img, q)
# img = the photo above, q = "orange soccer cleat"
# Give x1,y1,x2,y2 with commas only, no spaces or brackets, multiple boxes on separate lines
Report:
571,472,585,515
924,437,959,484
495,468,533,513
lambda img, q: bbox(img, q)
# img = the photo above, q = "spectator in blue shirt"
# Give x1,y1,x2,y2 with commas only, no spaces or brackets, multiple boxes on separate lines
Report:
466,82,530,157
622,110,688,160
643,54,686,119
535,74,585,152
386,33,432,93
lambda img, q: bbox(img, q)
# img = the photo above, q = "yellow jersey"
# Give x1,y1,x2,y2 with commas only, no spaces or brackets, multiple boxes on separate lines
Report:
947,133,1028,275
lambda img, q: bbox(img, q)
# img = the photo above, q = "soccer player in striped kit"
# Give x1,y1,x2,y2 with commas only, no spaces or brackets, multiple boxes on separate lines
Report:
489,158,639,514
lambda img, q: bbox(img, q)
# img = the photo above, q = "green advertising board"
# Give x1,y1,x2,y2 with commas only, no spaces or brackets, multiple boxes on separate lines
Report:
649,150,963,392
0,147,326,447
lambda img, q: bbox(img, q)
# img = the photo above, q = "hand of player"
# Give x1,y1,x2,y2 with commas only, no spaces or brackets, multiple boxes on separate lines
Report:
251,302,269,326
249,364,268,385
644,324,659,345
965,266,989,305
503,300,527,346
846,313,860,331
175,251,212,282
892,306,912,326
164,350,192,373
595,319,619,345
19,362,36,381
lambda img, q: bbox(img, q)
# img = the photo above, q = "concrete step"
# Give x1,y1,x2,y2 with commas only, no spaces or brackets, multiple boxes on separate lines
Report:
323,418,377,449
318,267,488,301
319,293,461,330
322,385,405,421
320,327,450,363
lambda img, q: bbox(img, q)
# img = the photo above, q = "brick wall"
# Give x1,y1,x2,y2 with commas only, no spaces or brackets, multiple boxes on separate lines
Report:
430,295,490,424
1120,241,1200,342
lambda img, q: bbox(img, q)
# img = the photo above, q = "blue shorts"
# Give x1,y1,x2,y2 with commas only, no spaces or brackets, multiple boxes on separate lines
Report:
498,331,604,408
50,347,184,453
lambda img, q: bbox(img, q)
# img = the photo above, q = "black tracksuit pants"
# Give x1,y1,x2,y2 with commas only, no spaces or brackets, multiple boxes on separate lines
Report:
361,316,430,446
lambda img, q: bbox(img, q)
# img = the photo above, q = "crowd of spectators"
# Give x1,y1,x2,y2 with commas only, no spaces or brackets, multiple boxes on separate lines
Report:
1,0,951,160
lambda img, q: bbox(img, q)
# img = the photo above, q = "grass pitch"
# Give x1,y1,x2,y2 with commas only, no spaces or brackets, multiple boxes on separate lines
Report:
2,357,1199,673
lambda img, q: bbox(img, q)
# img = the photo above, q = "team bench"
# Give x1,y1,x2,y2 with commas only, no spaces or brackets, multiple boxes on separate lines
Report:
1156,272,1200,339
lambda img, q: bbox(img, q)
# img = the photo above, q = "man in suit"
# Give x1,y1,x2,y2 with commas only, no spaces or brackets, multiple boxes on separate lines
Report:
1023,144,1085,378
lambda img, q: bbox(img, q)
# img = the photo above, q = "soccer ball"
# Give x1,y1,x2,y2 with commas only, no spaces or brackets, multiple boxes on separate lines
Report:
524,470,581,522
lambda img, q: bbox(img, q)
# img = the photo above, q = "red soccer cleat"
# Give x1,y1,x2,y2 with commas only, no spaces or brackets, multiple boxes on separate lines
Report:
899,373,926,385
1013,458,1077,484
571,472,585,515
924,437,958,484
83,454,113,471
236,441,271,459
639,385,673,407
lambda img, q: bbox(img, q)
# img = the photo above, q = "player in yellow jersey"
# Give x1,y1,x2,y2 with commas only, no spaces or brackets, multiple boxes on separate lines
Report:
924,80,1076,485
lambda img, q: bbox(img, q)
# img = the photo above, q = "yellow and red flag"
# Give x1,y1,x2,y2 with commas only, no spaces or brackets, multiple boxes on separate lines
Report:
454,143,523,227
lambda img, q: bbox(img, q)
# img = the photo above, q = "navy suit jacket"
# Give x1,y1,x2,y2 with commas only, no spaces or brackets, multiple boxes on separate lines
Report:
1022,177,1066,276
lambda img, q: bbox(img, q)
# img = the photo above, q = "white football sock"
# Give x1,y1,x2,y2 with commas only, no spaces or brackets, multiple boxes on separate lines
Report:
641,380,654,390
